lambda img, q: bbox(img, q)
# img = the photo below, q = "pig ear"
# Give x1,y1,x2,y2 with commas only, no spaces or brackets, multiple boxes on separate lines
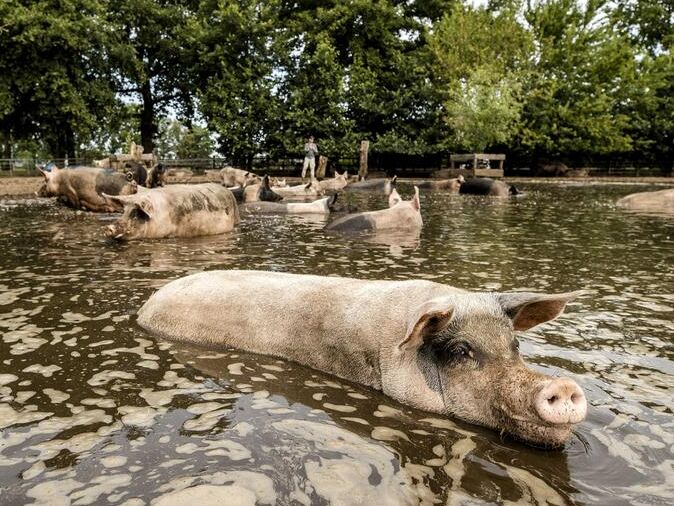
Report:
399,300,454,351
137,199,154,218
388,188,402,207
39,168,51,180
498,291,584,331
411,186,420,211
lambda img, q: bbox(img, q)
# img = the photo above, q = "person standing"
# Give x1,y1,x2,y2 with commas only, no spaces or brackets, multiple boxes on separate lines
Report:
302,136,318,181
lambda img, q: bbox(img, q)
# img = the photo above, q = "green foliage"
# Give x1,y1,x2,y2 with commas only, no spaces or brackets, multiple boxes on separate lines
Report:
521,0,636,156
445,67,522,152
0,0,672,168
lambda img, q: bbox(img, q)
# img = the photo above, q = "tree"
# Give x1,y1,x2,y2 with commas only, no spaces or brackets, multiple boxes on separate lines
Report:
429,2,531,152
190,0,281,166
520,0,637,159
107,0,197,154
0,0,118,158
445,67,522,152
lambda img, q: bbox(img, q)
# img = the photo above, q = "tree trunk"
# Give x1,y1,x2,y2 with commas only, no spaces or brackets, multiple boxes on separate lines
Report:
317,155,328,178
140,80,157,154
358,140,369,181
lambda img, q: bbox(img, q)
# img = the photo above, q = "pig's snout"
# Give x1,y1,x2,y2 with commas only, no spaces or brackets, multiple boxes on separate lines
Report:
105,224,124,240
534,378,587,425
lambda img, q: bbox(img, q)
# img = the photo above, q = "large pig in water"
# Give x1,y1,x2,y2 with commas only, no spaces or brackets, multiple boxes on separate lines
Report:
104,183,239,240
459,177,519,196
220,166,260,187
417,175,465,192
616,188,674,214
346,175,397,194
39,166,137,212
326,186,422,233
138,270,587,447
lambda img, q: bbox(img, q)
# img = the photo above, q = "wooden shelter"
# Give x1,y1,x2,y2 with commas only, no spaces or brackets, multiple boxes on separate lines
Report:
444,153,505,178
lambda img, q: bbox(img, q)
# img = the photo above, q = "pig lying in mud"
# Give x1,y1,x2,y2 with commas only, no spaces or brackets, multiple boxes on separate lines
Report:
40,166,137,212
459,177,519,197
242,194,337,215
325,187,422,233
220,166,260,187
272,180,324,199
316,171,349,193
616,188,674,214
104,183,239,240
346,175,397,194
417,175,465,192
138,270,587,447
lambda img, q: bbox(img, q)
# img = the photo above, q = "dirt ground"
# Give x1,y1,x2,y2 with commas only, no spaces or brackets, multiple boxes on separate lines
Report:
1,174,672,199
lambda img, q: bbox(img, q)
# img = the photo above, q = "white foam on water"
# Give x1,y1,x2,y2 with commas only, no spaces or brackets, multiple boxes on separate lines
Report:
137,360,159,370
0,403,53,430
175,439,251,461
43,388,70,404
323,403,357,413
371,426,410,442
341,417,370,425
155,471,275,504
182,408,231,432
272,419,423,505
87,370,136,386
227,363,245,375
100,456,128,468
118,406,164,428
374,404,404,418
0,374,18,386
503,466,566,506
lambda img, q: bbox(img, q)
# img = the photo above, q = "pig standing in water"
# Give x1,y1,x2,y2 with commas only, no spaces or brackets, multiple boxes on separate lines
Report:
326,186,422,233
104,183,239,240
459,177,519,196
39,166,137,212
417,175,464,192
346,175,397,194
138,270,587,447
272,179,324,198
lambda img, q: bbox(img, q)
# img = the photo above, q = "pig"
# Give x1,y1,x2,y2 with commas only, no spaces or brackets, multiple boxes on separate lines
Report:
123,161,148,186
272,179,324,199
39,166,137,212
616,188,674,214
145,163,168,188
103,183,239,240
325,186,422,233
242,175,283,203
346,175,397,194
138,270,587,447
316,171,349,193
242,194,338,215
220,166,261,187
459,177,519,197
417,175,464,192
271,177,287,188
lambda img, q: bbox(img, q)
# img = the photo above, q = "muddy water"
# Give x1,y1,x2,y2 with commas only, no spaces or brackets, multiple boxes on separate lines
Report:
0,183,673,505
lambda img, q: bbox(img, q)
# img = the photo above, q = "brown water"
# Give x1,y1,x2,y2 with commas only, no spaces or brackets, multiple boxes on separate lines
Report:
0,183,673,505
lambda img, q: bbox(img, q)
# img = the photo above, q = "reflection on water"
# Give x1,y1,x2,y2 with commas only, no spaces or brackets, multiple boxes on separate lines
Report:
0,184,673,505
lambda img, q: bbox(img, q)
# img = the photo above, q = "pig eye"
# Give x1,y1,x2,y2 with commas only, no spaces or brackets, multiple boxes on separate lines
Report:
512,338,520,352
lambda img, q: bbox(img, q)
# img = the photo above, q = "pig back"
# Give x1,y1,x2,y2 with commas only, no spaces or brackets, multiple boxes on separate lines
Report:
138,270,451,388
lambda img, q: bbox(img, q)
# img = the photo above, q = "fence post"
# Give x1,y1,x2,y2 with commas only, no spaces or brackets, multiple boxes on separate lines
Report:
358,140,369,181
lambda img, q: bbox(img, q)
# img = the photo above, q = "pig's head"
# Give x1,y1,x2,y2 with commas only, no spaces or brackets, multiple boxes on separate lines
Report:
103,193,154,240
386,291,587,448
38,165,62,196
272,177,287,188
245,172,261,186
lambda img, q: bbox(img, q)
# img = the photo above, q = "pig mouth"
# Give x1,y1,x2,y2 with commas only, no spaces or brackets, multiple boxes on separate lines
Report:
493,407,575,448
